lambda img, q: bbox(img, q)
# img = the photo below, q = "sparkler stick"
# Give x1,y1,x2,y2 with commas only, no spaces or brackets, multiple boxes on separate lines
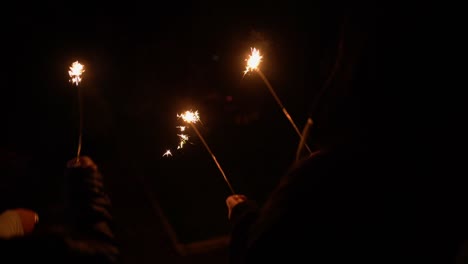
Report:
296,117,314,161
178,110,236,194
68,61,85,162
244,48,312,154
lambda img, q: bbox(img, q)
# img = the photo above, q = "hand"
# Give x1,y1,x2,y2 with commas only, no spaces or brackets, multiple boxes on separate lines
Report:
226,194,247,219
66,156,98,171
0,208,39,239
14,208,39,235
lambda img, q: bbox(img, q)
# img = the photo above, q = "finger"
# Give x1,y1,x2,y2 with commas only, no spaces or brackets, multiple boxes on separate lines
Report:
13,208,38,235
226,197,246,209
66,158,80,168
67,156,97,169
226,197,238,207
231,195,247,203
78,156,94,166
235,195,247,201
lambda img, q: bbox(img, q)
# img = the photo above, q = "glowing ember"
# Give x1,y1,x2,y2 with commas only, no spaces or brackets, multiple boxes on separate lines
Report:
176,126,186,132
68,61,85,86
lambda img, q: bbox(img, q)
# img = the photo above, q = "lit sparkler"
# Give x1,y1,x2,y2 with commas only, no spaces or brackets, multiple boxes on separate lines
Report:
68,61,86,161
243,48,312,155
177,110,235,194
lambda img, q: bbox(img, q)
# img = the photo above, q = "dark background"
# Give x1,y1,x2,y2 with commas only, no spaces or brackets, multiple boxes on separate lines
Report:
2,2,455,263
2,2,325,263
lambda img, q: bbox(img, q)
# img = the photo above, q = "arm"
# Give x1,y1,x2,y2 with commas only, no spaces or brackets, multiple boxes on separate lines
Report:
0,156,119,263
63,156,119,263
226,195,259,264
226,151,325,264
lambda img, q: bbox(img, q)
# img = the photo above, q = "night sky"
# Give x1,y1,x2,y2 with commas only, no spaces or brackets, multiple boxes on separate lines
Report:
2,2,456,263
5,2,320,162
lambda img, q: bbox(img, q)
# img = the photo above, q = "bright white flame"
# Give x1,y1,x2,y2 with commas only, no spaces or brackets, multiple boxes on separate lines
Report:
177,110,200,124
244,47,262,76
68,61,85,86
176,126,186,132
162,150,172,157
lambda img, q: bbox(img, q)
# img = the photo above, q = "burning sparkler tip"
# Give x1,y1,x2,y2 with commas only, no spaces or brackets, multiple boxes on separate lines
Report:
68,61,85,86
177,110,200,124
244,47,262,75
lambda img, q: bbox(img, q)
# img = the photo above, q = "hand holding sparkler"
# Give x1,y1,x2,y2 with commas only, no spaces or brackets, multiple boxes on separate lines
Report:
177,110,236,194
226,194,248,219
68,61,85,162
244,48,312,155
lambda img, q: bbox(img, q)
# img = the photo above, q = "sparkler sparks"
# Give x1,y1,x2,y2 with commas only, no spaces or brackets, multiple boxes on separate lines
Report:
177,134,189,149
162,114,196,157
177,110,200,124
175,111,197,150
68,61,85,86
244,47,262,76
178,134,189,141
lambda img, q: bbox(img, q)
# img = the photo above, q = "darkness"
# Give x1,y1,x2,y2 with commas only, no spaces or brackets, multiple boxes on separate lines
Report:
2,2,456,263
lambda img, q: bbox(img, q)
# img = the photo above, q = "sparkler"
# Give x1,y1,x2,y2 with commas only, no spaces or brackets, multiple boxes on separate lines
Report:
177,110,235,194
162,150,172,157
244,48,312,154
296,118,314,161
68,61,85,161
